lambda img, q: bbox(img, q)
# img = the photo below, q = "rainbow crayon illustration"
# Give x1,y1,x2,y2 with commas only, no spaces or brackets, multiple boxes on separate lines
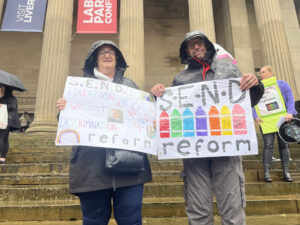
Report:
220,105,233,135
171,109,182,137
160,111,170,138
209,106,221,136
232,104,247,135
195,106,208,136
183,108,195,137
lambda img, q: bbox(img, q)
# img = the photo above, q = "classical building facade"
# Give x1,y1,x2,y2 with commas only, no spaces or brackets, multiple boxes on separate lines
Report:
0,0,299,133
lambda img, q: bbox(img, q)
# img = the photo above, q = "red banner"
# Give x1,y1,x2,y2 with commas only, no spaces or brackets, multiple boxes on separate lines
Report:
77,0,117,33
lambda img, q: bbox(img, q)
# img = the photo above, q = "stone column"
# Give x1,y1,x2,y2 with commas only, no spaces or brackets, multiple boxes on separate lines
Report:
0,0,4,23
224,0,255,74
119,0,145,90
253,0,298,97
27,0,74,133
279,0,300,100
188,0,216,42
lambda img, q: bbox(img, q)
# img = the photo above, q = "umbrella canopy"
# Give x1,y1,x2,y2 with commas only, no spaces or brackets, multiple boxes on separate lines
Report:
0,70,26,92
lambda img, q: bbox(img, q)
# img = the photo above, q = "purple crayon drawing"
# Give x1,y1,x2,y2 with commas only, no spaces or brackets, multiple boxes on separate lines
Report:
195,106,208,136
232,104,247,135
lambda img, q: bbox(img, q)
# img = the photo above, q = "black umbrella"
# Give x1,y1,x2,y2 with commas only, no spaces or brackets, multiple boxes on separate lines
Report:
0,70,26,92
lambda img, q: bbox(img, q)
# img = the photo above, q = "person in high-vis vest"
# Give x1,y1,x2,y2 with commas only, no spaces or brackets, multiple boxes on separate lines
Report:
253,65,297,182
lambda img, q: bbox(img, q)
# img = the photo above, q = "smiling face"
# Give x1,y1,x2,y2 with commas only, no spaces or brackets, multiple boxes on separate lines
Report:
260,66,274,80
97,45,116,73
186,37,207,60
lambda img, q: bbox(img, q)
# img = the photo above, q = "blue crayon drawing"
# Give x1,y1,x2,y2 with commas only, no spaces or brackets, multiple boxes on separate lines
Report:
183,108,195,137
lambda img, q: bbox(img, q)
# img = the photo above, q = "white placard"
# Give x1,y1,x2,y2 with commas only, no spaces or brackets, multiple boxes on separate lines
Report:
156,78,258,159
56,76,157,155
255,85,285,116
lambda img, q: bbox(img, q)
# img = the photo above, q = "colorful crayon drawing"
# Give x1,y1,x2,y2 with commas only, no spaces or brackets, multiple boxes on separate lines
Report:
232,104,247,135
221,105,233,135
266,102,279,111
171,109,182,137
159,104,248,138
160,111,170,138
195,106,208,136
57,129,80,144
183,108,195,137
209,106,222,136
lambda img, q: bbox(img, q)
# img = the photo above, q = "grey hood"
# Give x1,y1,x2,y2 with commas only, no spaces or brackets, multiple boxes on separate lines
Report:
82,40,128,82
179,30,216,65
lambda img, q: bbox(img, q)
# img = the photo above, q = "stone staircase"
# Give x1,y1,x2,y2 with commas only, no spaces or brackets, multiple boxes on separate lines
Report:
0,133,300,225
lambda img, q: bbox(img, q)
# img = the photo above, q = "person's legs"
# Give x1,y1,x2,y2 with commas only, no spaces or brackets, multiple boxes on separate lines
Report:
277,133,293,182
212,156,246,225
78,189,113,225
113,184,144,225
182,158,214,225
262,132,275,182
0,128,9,162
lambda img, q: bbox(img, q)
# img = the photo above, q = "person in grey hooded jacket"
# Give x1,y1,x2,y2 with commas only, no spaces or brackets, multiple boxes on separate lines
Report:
151,31,264,225
57,40,152,225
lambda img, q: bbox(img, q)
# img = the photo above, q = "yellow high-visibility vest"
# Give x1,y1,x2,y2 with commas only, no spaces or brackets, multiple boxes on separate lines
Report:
255,76,286,134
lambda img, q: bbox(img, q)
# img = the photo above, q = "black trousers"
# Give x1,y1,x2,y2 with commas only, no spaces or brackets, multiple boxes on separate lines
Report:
0,128,9,158
262,131,290,169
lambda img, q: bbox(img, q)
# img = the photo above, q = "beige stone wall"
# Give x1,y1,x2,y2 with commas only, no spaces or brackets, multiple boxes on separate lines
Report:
213,0,226,47
0,33,43,112
280,0,300,99
144,18,188,91
246,0,263,75
296,0,300,23
144,0,189,92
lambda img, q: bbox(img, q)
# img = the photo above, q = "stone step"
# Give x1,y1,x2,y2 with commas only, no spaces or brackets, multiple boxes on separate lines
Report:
0,195,300,221
1,169,299,185
0,173,69,185
6,153,71,164
0,163,69,174
1,159,300,175
1,182,300,201
1,213,300,225
243,159,300,170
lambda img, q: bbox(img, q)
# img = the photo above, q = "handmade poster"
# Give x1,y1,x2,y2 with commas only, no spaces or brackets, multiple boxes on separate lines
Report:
56,76,157,155
255,85,286,116
156,78,258,160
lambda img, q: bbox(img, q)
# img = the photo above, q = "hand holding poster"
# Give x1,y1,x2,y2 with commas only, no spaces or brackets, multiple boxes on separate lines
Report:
56,76,157,155
156,78,258,159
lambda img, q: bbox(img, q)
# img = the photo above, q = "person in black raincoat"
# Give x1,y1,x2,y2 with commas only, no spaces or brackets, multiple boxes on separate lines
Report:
0,85,20,164
151,31,264,225
57,40,152,225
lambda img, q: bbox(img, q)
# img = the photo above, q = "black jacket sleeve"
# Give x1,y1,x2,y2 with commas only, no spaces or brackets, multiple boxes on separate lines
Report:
249,80,264,107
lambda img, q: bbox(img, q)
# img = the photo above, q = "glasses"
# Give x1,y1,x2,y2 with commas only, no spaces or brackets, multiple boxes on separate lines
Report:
99,50,116,56
187,39,205,49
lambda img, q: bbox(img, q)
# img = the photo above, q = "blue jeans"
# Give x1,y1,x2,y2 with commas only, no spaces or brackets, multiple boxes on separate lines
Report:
78,184,144,225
